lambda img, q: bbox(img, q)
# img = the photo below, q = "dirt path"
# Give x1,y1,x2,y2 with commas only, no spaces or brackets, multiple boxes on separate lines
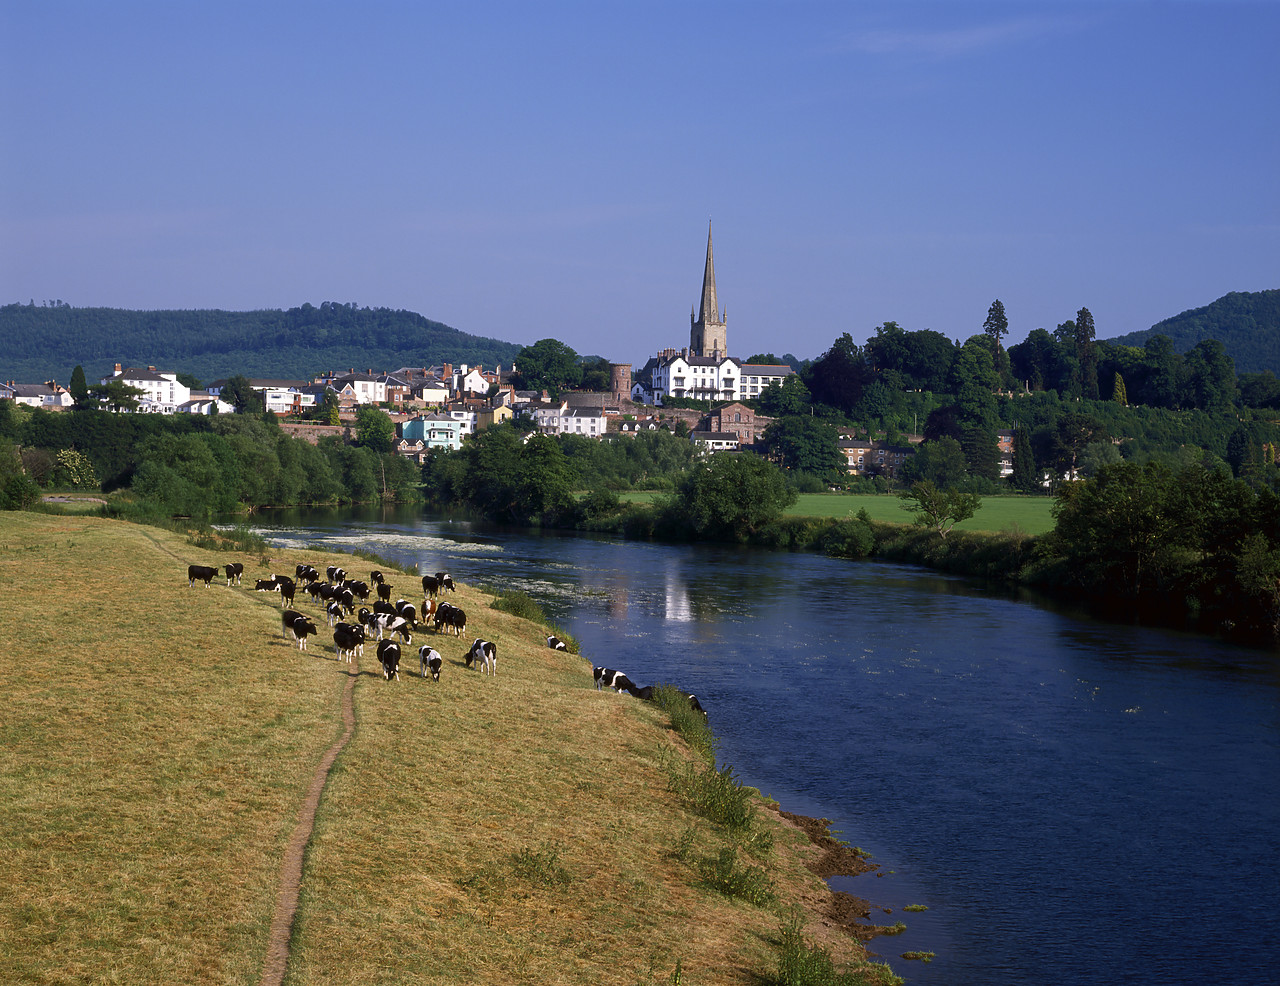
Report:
259,661,358,986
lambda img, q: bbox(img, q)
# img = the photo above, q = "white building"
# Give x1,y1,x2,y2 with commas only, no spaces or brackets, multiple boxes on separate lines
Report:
531,403,607,438
101,365,190,413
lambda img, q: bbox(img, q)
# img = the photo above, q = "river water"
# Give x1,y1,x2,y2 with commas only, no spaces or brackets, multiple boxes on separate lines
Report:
250,505,1280,985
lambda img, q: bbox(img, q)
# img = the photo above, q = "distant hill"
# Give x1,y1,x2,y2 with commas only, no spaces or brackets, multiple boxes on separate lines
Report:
0,302,523,386
1106,290,1280,374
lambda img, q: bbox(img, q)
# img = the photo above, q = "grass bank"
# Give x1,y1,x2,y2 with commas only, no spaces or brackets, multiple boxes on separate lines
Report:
0,512,900,985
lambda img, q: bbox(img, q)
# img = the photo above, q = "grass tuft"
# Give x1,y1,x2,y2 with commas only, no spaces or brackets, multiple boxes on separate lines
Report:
695,846,774,905
773,909,903,986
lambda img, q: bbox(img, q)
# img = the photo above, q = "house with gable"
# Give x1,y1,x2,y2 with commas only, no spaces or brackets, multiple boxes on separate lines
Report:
101,364,190,413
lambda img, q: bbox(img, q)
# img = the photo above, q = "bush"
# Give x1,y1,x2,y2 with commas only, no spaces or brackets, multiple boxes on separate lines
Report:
773,909,903,986
490,589,548,623
696,846,774,905
669,760,757,833
0,473,40,510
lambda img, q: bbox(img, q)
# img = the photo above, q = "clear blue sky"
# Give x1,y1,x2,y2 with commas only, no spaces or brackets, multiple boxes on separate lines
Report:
2,1,1276,366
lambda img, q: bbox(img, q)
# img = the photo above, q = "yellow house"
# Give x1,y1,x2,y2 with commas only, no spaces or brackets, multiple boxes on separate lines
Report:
477,403,514,431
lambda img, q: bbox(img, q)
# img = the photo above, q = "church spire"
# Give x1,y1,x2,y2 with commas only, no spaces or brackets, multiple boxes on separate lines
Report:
690,221,727,358
698,221,719,326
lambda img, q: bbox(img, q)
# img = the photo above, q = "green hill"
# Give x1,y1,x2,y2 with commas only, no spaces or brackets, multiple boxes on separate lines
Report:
0,301,523,385
1106,290,1280,374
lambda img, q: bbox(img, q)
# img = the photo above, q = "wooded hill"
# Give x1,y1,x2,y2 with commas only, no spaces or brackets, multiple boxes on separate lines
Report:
1107,290,1280,374
0,301,523,385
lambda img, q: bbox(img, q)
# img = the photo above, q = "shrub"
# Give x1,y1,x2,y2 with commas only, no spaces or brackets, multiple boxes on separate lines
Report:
773,909,903,986
668,760,756,833
695,846,774,905
490,589,547,623
650,683,715,763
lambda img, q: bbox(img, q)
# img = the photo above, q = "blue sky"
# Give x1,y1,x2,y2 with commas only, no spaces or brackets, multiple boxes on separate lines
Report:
2,0,1276,366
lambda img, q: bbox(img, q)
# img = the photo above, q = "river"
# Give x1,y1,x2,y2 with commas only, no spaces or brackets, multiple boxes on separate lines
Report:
249,505,1280,985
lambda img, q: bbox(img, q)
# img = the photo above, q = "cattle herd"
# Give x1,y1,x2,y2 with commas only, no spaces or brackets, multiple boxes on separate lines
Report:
185,560,707,717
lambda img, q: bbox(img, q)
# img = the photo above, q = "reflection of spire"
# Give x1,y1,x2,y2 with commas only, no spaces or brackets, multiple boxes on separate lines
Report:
665,570,692,622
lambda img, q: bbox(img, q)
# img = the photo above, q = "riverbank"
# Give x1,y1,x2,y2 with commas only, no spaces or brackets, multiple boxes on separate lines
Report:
0,511,902,985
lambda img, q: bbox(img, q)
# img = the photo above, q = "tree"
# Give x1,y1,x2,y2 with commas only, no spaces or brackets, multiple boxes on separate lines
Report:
1075,307,1099,400
760,416,843,477
1050,461,1192,598
90,379,146,413
901,436,969,489
756,374,811,416
1181,339,1236,413
948,336,1000,481
1112,372,1128,406
803,333,869,415
1049,412,1108,482
983,299,1008,351
899,480,982,538
744,353,783,365
220,375,265,414
354,405,395,454
672,453,796,539
512,339,583,397
68,365,92,410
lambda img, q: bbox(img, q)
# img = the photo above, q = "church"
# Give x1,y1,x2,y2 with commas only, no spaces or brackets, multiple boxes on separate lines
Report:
633,224,792,405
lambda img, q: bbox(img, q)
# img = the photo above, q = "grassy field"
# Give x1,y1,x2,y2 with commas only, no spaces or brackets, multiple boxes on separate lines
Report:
621,491,1057,536
0,512,894,985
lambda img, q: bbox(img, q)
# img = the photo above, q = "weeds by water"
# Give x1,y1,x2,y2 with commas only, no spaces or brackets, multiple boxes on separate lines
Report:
694,846,774,905
667,760,757,833
773,909,903,986
650,683,716,763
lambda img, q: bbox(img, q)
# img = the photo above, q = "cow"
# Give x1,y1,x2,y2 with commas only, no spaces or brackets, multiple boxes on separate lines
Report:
276,577,296,608
282,610,319,650
373,613,413,643
436,572,456,593
394,600,417,626
434,603,466,637
419,646,443,681
547,635,568,651
593,666,638,695
348,580,370,601
421,574,439,597
420,597,439,623
371,570,384,586
224,562,244,586
325,600,345,627
295,564,319,584
423,572,455,597
372,599,396,617
376,581,393,604
376,640,402,681
466,638,497,676
188,564,219,588
333,622,365,663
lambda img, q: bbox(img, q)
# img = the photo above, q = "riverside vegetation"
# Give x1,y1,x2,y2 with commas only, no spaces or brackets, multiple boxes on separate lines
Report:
0,510,903,985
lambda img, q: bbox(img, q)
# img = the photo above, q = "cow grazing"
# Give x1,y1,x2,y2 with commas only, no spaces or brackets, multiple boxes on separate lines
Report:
282,610,319,650
466,638,497,676
419,646,443,681
224,562,244,586
433,603,466,637
188,564,219,588
325,600,345,627
376,581,393,604
372,599,396,617
371,570,384,586
547,635,568,651
295,564,319,584
333,622,365,663
373,613,413,643
421,574,439,597
394,600,417,626
376,640,402,680
436,571,456,593
420,597,439,623
593,666,638,695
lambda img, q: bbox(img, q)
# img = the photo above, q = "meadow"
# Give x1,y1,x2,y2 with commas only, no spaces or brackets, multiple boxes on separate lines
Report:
0,511,895,985
622,491,1058,536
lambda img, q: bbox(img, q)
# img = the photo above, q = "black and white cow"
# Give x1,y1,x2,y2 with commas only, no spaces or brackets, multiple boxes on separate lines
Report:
394,599,417,626
372,612,413,643
436,571,456,593
434,603,466,637
466,638,497,676
276,577,296,608
376,581,393,604
325,600,345,627
224,562,244,586
546,635,568,651
593,666,637,694
333,622,365,663
376,639,402,680
188,564,219,588
419,645,443,681
370,570,384,586
282,610,319,650
295,564,319,584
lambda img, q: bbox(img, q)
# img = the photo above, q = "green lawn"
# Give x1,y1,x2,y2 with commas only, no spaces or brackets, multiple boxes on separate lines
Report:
620,491,1057,535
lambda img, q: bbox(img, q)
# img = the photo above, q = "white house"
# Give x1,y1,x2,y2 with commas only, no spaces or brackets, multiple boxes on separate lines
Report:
635,351,794,405
530,403,607,438
101,364,190,413
5,381,72,409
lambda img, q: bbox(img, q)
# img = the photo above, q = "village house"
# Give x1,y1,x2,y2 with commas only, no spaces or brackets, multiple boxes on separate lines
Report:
101,364,190,413
3,380,72,409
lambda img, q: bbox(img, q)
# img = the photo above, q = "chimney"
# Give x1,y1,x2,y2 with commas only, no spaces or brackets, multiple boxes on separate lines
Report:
114,363,122,373
148,365,155,371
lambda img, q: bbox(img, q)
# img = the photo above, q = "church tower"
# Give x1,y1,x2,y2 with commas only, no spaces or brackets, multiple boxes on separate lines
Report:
690,223,727,358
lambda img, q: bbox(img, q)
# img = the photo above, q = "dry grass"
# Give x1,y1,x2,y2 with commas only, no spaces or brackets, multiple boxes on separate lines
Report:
0,512,871,986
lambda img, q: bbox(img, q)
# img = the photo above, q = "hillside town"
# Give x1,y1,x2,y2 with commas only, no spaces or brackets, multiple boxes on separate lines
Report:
2,226,961,481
